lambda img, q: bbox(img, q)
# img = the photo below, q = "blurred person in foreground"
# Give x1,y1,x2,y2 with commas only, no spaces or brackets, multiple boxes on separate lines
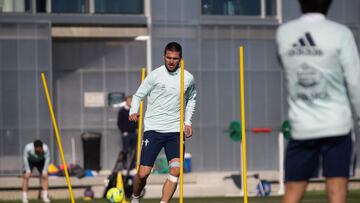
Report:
129,42,197,203
276,0,360,202
22,140,51,203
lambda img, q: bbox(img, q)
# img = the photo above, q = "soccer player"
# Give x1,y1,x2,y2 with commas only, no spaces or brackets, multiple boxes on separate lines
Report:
276,0,360,203
22,140,51,203
129,42,197,203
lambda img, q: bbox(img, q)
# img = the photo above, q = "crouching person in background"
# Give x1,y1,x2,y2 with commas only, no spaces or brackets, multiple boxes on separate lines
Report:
22,140,51,203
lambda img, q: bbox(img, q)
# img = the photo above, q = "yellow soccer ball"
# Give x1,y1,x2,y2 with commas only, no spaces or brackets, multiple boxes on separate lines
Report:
106,187,124,203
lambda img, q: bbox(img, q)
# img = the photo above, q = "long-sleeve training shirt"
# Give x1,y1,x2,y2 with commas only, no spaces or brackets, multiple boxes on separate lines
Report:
276,13,360,140
23,142,50,173
130,65,197,133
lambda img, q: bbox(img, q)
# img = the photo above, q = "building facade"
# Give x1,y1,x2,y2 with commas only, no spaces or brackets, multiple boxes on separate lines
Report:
0,0,359,174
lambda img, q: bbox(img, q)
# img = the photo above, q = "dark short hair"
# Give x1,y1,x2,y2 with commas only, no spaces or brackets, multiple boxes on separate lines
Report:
164,42,182,57
298,0,332,15
33,140,43,148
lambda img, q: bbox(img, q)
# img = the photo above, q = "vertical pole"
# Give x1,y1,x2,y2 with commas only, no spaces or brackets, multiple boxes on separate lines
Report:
179,60,185,203
41,73,75,203
260,0,266,18
145,0,152,74
71,137,76,164
239,47,248,203
276,0,283,23
89,0,95,14
46,0,51,13
136,68,146,171
278,132,285,195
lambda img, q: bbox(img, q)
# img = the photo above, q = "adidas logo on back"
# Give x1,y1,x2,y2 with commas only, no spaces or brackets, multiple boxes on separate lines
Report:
287,32,323,56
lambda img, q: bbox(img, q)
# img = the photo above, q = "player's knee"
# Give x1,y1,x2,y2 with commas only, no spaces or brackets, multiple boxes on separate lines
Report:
137,171,150,180
168,161,180,176
169,167,180,177
23,173,31,179
41,173,48,179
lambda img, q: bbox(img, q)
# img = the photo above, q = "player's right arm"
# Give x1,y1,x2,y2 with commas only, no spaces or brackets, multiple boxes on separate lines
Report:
340,27,360,132
129,72,155,121
23,144,31,174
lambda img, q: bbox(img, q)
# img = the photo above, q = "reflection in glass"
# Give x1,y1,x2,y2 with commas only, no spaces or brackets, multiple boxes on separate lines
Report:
0,0,28,12
202,0,274,16
0,0,48,13
52,0,88,13
95,0,143,14
266,0,276,16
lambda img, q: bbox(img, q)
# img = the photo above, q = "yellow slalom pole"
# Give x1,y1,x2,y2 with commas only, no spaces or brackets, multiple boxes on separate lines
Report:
179,60,185,203
116,172,128,203
41,73,75,203
239,47,248,203
136,67,146,171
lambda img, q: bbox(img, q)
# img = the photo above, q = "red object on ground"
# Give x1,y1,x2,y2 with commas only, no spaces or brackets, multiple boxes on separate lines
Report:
251,128,272,133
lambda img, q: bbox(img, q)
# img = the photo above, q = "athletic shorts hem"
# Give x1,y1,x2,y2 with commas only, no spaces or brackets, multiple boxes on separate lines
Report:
285,132,353,181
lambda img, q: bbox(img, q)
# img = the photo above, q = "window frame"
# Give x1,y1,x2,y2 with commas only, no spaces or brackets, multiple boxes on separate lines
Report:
200,0,282,25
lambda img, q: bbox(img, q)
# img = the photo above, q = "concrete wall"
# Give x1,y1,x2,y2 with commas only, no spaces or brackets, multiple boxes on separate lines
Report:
1,0,360,174
53,40,146,170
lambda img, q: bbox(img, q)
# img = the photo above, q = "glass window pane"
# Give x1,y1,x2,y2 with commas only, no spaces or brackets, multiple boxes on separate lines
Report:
0,0,31,13
266,0,276,16
52,0,88,13
94,0,143,14
202,0,261,16
36,0,47,13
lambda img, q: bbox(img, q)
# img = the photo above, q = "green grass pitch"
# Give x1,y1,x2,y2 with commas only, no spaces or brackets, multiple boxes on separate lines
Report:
1,190,360,203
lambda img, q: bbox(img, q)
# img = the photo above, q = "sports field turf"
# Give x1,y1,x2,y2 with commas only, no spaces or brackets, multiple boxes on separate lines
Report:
1,190,360,203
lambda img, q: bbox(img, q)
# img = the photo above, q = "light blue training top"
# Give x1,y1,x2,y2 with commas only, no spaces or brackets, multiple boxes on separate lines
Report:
276,13,360,140
23,142,50,173
130,65,197,133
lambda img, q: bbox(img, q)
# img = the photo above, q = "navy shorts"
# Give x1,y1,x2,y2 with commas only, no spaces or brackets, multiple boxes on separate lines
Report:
285,132,354,181
24,159,45,174
140,131,184,167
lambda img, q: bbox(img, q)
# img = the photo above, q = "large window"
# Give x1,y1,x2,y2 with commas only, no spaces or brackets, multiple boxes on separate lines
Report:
94,0,143,14
52,0,88,13
202,0,277,17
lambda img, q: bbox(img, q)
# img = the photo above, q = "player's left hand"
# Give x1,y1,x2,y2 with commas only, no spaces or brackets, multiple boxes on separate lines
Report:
185,125,192,138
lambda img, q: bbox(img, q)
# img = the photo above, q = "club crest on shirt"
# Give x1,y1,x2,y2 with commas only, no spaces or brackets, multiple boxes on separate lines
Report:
295,63,329,103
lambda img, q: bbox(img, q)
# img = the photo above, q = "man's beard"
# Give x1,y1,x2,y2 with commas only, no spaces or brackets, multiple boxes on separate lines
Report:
165,64,179,72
